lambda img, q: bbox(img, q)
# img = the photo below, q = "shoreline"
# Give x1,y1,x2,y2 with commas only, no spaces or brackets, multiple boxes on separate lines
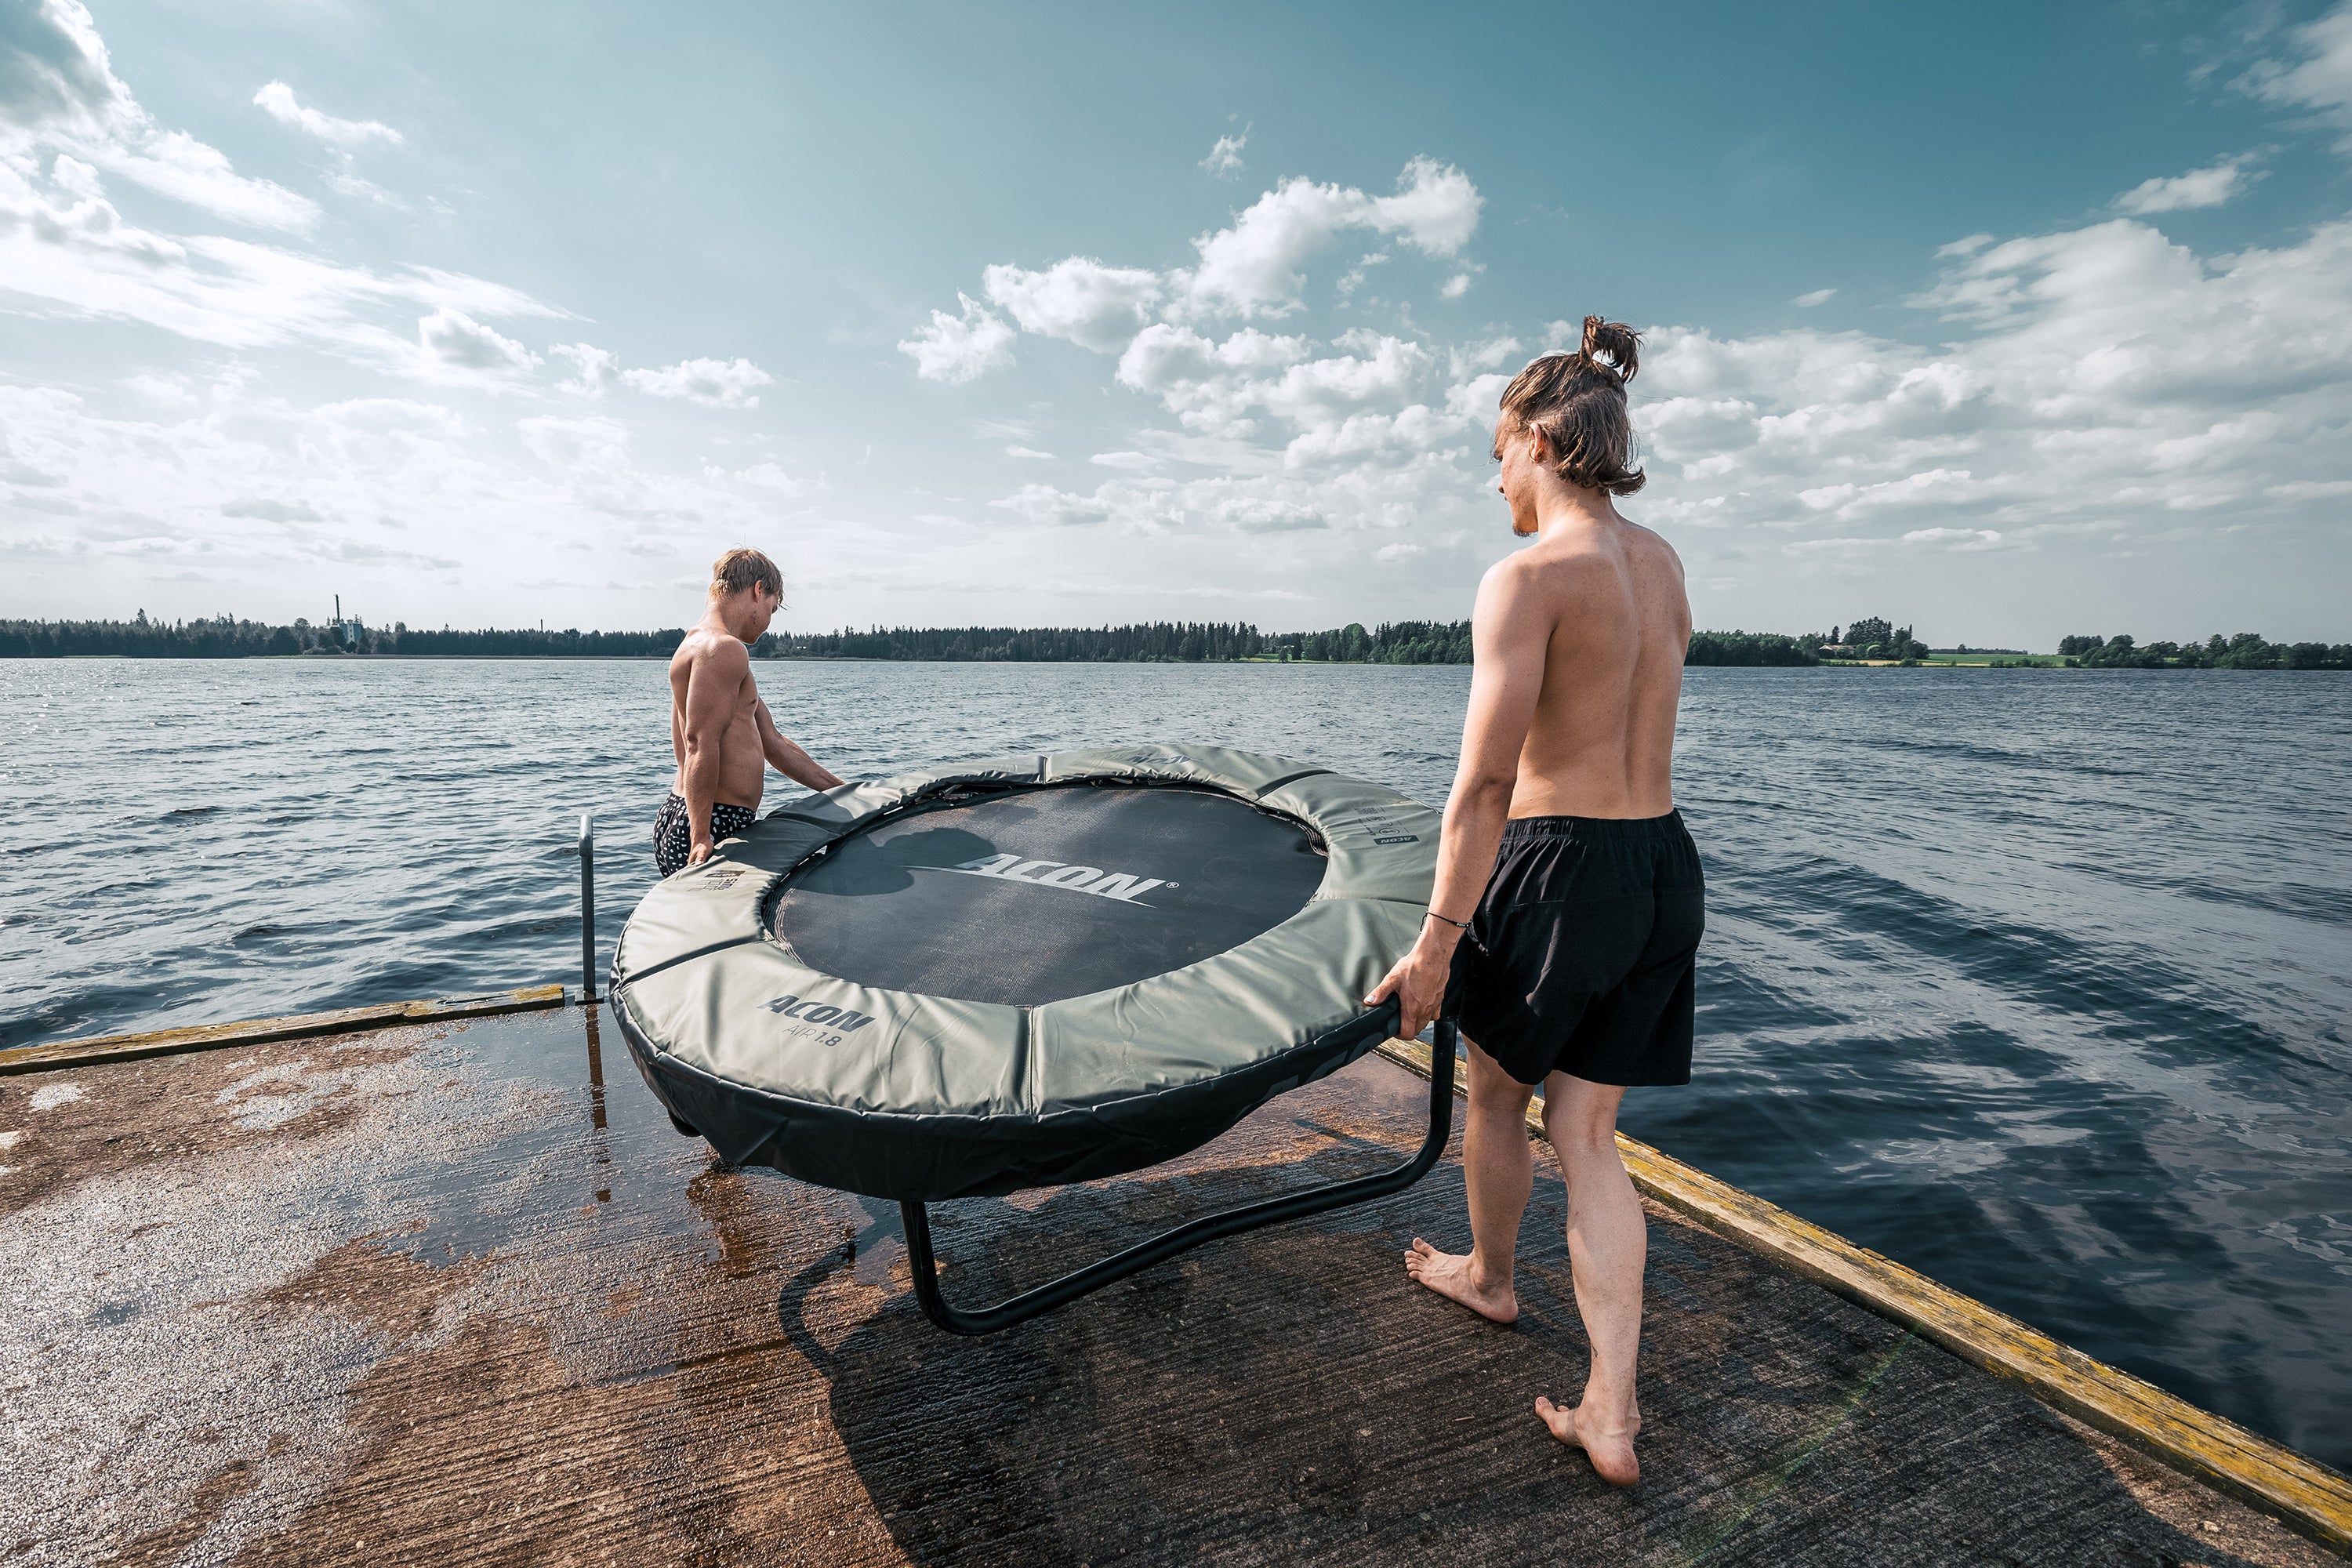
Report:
9,652,2349,672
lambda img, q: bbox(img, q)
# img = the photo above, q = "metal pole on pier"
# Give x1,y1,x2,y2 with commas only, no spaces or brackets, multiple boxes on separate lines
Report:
579,813,597,1004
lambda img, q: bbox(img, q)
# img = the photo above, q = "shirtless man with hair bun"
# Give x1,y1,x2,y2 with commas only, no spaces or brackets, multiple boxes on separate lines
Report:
1368,318,1704,1488
655,546,847,877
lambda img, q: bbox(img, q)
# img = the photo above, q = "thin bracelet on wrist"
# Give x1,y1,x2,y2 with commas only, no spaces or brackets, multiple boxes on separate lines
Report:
1425,910,1472,931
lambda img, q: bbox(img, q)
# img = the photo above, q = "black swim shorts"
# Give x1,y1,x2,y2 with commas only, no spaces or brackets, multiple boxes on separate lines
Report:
653,792,760,877
1443,811,1705,1088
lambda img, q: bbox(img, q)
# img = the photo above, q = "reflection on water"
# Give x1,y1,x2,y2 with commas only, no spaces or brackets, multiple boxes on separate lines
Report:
583,1005,611,1203
0,657,2346,1465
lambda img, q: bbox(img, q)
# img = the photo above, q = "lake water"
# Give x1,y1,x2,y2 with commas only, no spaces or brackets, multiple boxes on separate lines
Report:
2,658,2347,1468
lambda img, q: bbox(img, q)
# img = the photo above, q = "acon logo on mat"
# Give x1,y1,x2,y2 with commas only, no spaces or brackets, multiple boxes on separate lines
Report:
925,853,1173,905
765,995,877,1032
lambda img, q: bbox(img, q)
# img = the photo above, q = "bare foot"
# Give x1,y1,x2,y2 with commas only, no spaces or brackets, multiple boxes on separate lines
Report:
1535,1396,1640,1486
1403,1237,1519,1324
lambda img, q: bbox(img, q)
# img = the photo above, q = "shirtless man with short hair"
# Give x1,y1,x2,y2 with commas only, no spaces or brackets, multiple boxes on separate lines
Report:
1368,318,1702,1489
655,547,847,877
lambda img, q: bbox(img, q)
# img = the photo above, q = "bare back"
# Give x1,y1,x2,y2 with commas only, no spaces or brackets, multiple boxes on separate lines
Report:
1505,519,1689,818
1457,514,1690,823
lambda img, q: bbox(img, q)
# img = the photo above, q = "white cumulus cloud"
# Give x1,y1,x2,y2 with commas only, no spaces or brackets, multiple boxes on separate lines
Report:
1178,157,1483,318
898,292,1014,383
2240,2,2352,138
620,356,772,408
2114,157,2256,215
0,157,558,353
982,256,1163,351
909,135,2352,641
416,308,539,382
1,2,316,231
991,482,1114,526
549,343,621,397
1116,323,1434,459
0,381,822,601
94,129,318,231
1201,130,1247,177
252,82,402,147
0,5,561,370
549,345,771,407
1635,210,2352,572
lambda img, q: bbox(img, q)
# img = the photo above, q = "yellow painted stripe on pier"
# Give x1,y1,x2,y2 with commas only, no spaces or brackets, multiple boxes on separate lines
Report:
1374,1036,2352,1555
0,985,568,1076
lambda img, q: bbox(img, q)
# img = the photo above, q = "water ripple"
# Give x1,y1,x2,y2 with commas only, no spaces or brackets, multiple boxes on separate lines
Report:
0,658,2346,1466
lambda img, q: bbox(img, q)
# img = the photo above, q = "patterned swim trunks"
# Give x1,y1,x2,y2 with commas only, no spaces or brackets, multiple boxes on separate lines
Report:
653,792,759,877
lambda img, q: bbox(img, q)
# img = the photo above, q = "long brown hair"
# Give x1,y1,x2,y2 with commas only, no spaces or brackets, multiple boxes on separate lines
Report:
1495,316,1645,495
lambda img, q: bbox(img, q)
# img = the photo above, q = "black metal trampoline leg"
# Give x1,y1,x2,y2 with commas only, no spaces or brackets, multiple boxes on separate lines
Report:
900,1021,1459,1336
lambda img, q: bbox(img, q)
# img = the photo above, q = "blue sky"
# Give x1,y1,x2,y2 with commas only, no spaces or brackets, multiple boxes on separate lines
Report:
3,1,2349,645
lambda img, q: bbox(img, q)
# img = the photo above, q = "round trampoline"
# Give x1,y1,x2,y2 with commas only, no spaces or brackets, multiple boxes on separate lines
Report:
608,743,1457,1333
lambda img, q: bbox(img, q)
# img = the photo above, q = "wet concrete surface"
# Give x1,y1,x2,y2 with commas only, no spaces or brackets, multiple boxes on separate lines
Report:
0,1004,2334,1566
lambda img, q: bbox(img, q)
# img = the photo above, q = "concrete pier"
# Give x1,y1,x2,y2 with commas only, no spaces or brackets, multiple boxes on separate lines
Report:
1,1003,2338,1565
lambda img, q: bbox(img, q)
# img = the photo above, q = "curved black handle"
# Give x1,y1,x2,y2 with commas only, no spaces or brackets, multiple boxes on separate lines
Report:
902,1018,1457,1336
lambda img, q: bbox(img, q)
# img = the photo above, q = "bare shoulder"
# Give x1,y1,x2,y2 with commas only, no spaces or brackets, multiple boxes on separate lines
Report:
674,629,750,686
1477,550,1591,665
1476,549,1564,615
1620,518,1686,578
1617,520,1692,645
1494,533,1624,607
1621,521,1690,622
1483,542,1601,590
695,629,753,669
1477,550,1532,597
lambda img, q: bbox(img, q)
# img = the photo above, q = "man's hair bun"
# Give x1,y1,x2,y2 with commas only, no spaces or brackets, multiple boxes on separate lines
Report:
1578,315,1641,383
1495,316,1646,495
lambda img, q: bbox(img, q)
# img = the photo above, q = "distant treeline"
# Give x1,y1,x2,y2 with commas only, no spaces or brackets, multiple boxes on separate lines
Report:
0,614,685,659
764,620,1476,663
0,614,1465,663
1817,616,1930,662
8,615,2344,670
379,626,687,657
2056,633,2352,670
773,622,1827,665
0,615,1808,666
1684,632,1819,666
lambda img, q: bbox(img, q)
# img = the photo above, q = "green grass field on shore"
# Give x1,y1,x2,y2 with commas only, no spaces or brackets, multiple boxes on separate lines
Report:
1819,653,2069,667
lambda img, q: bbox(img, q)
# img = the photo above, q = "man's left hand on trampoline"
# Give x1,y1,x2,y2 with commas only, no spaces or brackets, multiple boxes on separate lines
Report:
1368,924,1457,1043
